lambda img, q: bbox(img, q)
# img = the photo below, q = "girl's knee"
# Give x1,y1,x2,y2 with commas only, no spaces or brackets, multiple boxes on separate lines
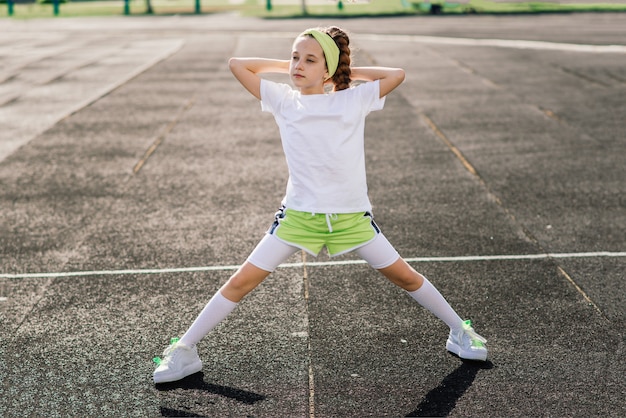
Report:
379,259,424,291
221,262,271,302
221,276,253,302
394,272,424,292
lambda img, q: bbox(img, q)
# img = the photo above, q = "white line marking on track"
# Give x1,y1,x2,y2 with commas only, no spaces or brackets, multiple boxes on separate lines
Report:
1,252,624,279
248,32,626,54
358,34,626,54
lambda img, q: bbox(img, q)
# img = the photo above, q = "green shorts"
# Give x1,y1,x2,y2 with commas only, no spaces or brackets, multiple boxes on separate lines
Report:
268,206,380,256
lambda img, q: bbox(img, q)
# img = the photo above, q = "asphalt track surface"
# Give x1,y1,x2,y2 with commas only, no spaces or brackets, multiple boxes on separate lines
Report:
1,12,625,418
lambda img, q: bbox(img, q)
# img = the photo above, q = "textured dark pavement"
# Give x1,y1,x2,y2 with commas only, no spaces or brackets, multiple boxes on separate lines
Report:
0,13,625,417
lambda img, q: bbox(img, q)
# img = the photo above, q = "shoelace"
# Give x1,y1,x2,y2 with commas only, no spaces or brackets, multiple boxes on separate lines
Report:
461,320,487,347
152,337,180,366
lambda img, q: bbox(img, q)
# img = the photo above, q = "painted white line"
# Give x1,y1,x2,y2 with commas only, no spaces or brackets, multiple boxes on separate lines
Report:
410,252,626,262
1,252,624,279
292,251,626,266
246,32,626,54
357,34,626,54
0,264,242,279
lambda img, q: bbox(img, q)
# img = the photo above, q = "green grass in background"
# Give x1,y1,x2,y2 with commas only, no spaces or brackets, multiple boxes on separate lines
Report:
1,0,625,20
456,0,626,14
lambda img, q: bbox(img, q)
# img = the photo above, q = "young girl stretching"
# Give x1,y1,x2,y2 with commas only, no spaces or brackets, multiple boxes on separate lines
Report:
153,26,487,384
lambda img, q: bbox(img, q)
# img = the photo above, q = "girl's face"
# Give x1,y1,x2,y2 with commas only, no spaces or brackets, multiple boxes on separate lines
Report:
290,36,329,95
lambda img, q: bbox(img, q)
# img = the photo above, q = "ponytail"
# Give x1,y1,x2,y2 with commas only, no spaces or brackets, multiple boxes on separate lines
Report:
325,26,352,92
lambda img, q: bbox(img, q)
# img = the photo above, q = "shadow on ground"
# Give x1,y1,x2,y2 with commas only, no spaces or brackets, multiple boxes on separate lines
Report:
407,360,494,417
157,372,267,417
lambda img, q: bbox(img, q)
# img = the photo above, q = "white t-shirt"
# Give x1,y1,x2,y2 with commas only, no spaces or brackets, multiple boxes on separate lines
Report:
260,79,385,214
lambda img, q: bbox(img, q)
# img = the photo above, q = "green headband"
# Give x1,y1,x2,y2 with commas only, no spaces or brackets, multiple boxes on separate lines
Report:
301,29,340,78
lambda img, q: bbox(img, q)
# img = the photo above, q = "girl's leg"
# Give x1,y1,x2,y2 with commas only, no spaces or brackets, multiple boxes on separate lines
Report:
154,235,299,383
179,234,299,347
377,258,463,331
179,262,271,347
357,234,462,330
357,233,487,361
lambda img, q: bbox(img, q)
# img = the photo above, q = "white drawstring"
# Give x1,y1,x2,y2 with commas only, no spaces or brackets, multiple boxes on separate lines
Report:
325,213,338,233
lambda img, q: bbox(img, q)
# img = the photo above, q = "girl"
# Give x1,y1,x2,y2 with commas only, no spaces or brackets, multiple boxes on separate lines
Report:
153,26,487,384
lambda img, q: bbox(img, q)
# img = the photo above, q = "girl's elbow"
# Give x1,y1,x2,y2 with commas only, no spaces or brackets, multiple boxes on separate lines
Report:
388,68,405,91
395,68,406,83
228,57,240,71
229,58,249,78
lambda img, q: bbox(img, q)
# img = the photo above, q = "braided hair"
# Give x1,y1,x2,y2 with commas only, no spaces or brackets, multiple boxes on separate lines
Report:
324,26,352,91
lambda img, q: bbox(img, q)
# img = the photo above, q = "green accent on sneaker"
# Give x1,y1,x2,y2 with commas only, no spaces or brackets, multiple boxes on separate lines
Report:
461,320,487,346
153,338,181,365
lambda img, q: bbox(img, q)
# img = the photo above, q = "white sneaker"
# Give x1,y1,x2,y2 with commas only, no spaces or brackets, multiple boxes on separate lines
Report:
153,338,203,383
446,320,488,361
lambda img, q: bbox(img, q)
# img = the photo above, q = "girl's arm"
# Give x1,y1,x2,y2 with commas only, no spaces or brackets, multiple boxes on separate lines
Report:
351,66,405,98
229,58,290,100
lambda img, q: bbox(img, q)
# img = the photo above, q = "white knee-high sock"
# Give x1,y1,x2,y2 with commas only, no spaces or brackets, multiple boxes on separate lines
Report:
406,277,463,331
179,291,238,347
